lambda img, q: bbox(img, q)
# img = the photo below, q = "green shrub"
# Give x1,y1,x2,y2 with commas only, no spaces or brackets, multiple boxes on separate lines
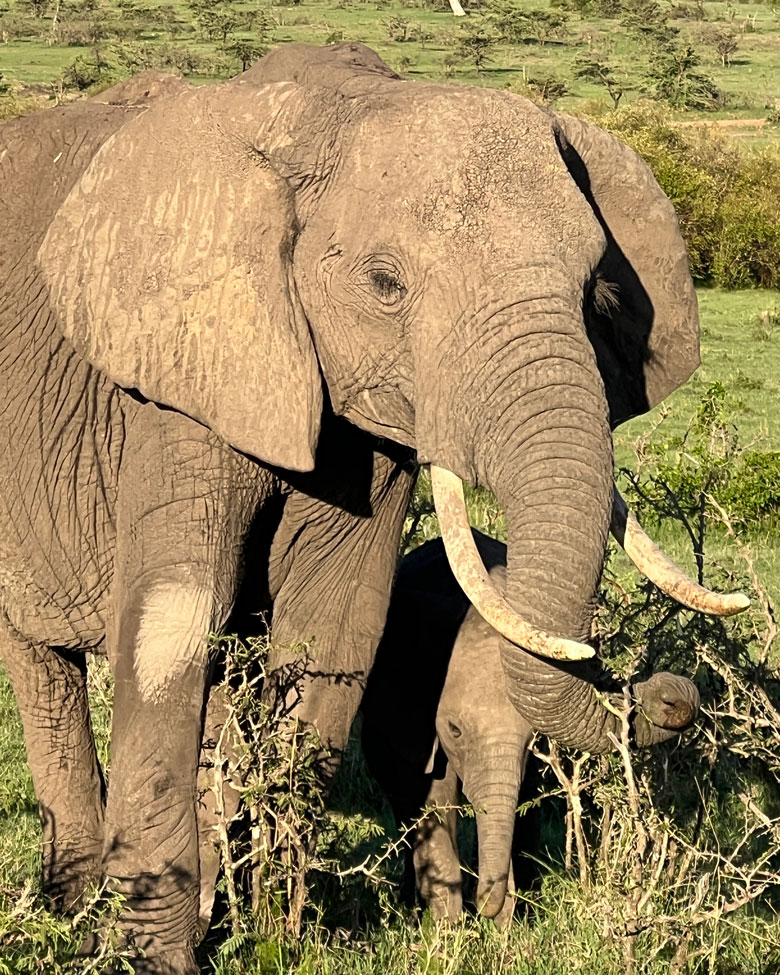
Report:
590,103,780,288
622,382,780,534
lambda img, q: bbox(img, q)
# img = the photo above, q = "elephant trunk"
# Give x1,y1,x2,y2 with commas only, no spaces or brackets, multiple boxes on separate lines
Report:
427,293,702,754
479,304,622,754
463,740,524,919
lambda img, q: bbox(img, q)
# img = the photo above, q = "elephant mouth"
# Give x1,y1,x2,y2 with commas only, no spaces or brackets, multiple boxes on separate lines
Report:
429,465,749,662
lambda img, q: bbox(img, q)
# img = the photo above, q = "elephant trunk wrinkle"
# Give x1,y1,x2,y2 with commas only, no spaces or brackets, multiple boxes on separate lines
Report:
478,314,619,752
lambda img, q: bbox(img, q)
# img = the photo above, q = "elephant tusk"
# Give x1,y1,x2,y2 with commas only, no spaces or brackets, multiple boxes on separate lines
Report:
611,488,750,617
429,466,595,661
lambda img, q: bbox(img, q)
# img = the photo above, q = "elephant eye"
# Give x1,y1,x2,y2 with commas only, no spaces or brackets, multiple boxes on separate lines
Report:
368,269,407,306
448,720,462,739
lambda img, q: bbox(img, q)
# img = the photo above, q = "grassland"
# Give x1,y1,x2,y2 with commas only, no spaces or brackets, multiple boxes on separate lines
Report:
2,0,780,128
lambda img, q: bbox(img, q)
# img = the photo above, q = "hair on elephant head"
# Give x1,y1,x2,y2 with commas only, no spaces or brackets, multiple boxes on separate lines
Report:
363,530,701,926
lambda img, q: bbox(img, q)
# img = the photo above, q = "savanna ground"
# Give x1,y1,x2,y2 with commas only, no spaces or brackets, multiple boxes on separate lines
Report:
2,1,780,971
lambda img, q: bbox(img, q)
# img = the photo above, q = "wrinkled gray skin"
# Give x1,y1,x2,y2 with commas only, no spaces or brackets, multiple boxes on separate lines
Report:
0,41,700,973
363,532,700,925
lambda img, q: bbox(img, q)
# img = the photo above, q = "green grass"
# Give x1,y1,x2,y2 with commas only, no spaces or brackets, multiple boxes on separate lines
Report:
616,290,780,455
2,0,780,135
612,290,780,605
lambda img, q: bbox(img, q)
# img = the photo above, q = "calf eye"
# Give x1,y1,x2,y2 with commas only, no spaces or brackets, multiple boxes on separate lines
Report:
368,269,407,306
448,720,462,739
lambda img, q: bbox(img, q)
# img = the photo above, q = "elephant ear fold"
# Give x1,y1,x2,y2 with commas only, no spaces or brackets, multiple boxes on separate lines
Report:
38,83,322,472
553,113,700,427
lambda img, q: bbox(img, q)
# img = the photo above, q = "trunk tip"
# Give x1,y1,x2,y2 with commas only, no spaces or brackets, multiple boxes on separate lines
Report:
476,881,508,919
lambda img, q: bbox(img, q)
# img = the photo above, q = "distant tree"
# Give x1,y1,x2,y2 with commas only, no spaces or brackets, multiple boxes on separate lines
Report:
188,0,255,44
487,0,525,41
223,38,266,70
19,0,49,17
442,51,458,76
157,4,188,38
525,72,569,104
490,1,569,45
557,0,593,16
648,43,721,109
711,27,738,66
385,15,412,41
409,23,435,46
454,19,497,72
574,52,626,108
620,0,677,46
524,9,569,44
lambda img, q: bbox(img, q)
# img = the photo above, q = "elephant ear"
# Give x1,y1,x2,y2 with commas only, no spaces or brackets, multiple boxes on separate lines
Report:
553,113,700,427
38,82,328,472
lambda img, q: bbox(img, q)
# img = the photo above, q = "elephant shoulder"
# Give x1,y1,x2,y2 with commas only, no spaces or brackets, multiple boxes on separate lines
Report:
1,101,142,266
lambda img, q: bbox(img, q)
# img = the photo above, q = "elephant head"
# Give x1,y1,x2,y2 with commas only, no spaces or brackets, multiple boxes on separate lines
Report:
38,44,742,757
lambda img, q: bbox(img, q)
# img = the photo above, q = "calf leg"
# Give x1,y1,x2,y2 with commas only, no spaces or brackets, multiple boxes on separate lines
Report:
413,763,462,922
0,622,104,911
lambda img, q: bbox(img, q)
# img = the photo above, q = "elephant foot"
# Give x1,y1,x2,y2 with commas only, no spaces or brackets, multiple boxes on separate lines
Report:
427,885,463,924
131,945,199,975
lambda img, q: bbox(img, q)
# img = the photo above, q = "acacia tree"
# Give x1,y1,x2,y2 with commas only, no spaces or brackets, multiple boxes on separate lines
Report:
575,53,627,108
490,1,569,45
188,0,257,44
620,0,677,46
224,38,266,70
523,9,569,45
648,43,721,109
711,27,738,67
454,19,497,72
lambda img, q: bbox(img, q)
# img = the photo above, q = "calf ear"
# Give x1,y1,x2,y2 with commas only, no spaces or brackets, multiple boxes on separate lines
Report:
553,113,700,427
39,83,324,472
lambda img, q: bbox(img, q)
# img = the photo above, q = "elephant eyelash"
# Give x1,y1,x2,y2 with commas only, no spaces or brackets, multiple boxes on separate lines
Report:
368,269,407,306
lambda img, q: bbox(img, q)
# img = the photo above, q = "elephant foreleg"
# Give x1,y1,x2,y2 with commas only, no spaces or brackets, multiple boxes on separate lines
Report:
268,429,414,759
105,406,270,974
413,762,462,922
0,622,104,912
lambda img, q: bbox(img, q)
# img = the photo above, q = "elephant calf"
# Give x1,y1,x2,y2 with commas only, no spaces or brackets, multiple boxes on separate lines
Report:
362,531,700,926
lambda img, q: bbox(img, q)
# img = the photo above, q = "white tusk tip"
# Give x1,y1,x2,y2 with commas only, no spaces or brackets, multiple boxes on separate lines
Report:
560,640,596,661
724,592,751,616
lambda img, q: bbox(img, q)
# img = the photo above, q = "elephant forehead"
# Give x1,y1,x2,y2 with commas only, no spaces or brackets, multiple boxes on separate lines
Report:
349,92,600,258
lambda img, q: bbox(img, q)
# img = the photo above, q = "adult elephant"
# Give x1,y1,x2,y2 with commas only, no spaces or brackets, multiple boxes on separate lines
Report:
0,43,745,973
